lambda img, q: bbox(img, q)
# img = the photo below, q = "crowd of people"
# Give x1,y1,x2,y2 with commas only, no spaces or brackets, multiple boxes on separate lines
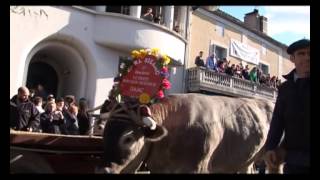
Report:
194,51,281,90
10,85,92,135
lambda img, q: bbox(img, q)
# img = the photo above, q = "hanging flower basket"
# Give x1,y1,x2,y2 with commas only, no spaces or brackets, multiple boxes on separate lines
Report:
112,48,171,105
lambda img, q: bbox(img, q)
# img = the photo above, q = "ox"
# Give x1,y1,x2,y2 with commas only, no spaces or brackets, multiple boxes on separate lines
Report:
97,93,276,173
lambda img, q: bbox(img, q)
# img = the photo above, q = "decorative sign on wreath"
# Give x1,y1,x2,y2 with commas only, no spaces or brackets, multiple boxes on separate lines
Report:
115,48,171,105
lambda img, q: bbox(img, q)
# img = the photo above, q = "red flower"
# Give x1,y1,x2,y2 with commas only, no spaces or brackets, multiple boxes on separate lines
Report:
156,90,164,98
161,67,168,73
162,78,171,89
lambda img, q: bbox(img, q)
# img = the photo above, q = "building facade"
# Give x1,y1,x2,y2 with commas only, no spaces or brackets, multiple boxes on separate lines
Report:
188,8,294,81
10,6,189,108
10,6,295,107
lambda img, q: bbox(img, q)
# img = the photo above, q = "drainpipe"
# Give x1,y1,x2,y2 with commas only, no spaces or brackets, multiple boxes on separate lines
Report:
182,6,192,93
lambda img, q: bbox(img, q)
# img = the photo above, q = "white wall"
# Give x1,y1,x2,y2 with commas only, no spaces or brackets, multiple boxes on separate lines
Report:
93,13,186,63
10,6,187,108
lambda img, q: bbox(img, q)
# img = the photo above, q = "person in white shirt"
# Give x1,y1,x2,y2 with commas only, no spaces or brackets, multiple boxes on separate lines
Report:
33,96,45,114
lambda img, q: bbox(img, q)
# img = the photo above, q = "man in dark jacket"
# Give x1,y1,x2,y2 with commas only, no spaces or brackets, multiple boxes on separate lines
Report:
195,51,205,67
10,86,40,131
264,39,310,173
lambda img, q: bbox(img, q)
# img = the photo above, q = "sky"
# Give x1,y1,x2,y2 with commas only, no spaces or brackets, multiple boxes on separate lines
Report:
219,6,310,46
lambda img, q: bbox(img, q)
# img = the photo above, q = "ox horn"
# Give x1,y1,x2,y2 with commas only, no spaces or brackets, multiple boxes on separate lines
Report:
87,105,103,113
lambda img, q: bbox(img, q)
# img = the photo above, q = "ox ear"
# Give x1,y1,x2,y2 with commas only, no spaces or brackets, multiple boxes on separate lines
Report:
143,125,168,142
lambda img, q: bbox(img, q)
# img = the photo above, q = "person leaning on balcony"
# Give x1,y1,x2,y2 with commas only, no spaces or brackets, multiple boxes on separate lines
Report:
249,67,258,83
264,39,310,174
195,51,205,67
141,8,154,22
206,53,217,71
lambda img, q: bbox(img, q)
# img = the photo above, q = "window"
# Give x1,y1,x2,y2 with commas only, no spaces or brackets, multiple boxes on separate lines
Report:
261,44,266,56
259,63,269,75
210,44,227,61
242,34,247,43
106,6,130,15
216,23,224,37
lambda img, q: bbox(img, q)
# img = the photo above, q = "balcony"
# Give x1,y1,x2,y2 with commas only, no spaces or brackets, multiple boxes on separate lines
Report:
187,67,277,102
92,12,186,62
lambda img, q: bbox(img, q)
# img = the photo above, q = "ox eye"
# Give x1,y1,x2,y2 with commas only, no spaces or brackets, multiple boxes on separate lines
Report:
123,137,134,144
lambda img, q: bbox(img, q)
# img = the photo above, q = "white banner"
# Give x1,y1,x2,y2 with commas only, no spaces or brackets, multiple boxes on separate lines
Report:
230,39,260,65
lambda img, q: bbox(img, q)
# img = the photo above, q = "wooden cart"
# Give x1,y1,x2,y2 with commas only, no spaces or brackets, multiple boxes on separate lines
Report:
10,130,104,173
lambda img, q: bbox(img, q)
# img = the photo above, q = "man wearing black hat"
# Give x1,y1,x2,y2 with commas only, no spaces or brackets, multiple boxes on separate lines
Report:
264,39,310,173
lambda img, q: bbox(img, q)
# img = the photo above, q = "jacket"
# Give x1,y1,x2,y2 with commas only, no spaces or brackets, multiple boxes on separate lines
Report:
265,69,310,166
10,95,40,131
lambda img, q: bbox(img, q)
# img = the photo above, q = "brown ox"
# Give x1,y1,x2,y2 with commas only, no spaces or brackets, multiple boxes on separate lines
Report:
98,93,276,173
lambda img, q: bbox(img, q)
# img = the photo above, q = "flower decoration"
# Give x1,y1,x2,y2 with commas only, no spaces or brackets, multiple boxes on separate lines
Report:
156,90,165,99
162,78,171,89
115,48,172,105
139,93,151,104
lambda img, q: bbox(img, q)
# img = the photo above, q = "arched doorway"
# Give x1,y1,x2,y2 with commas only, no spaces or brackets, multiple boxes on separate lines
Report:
26,62,58,97
24,41,87,100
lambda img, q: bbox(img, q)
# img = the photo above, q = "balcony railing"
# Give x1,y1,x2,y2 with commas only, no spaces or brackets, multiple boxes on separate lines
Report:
187,67,277,101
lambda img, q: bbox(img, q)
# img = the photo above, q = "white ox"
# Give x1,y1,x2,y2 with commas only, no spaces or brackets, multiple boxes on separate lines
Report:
98,93,276,173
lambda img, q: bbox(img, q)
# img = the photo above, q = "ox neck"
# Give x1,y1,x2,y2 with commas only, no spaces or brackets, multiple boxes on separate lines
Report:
150,102,172,125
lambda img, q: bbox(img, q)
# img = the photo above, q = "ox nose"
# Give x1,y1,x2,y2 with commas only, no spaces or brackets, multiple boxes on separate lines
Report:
95,167,115,174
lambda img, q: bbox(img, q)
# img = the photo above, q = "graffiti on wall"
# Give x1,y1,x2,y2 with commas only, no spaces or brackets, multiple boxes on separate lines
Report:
10,6,48,19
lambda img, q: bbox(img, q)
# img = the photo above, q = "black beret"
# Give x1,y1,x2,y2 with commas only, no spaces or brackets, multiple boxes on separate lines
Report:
287,39,310,55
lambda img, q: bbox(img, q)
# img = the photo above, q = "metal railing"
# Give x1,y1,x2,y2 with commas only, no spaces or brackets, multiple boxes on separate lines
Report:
187,67,277,101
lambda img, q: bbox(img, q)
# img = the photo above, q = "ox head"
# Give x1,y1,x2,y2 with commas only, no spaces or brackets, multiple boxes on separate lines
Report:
100,102,167,173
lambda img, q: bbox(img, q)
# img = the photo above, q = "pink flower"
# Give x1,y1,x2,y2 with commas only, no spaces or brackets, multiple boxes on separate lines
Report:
156,90,164,99
162,78,171,89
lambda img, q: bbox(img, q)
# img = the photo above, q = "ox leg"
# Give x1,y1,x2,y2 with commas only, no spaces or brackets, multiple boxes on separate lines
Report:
238,163,256,174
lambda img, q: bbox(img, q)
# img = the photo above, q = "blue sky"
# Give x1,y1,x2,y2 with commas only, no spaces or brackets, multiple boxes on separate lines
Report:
219,6,310,46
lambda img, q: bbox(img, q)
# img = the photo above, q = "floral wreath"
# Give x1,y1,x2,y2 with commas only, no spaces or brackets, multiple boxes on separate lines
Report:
110,48,171,105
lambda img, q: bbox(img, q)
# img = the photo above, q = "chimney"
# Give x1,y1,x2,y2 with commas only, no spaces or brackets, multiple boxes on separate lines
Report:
244,9,268,34
201,6,219,11
259,16,268,34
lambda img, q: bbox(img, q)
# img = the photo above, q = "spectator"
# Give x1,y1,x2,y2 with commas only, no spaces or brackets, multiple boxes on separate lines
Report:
259,74,267,85
225,64,235,76
34,84,48,100
265,74,271,87
55,97,68,134
242,65,250,80
47,94,55,103
235,65,242,78
77,98,92,135
65,105,79,135
141,8,154,22
257,68,262,84
216,59,226,73
249,67,258,83
206,53,217,71
64,95,76,109
173,25,180,33
154,15,162,24
239,62,244,71
29,88,36,102
33,96,45,114
40,101,65,134
276,77,281,89
56,97,65,112
270,76,277,89
10,86,40,132
195,51,205,67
